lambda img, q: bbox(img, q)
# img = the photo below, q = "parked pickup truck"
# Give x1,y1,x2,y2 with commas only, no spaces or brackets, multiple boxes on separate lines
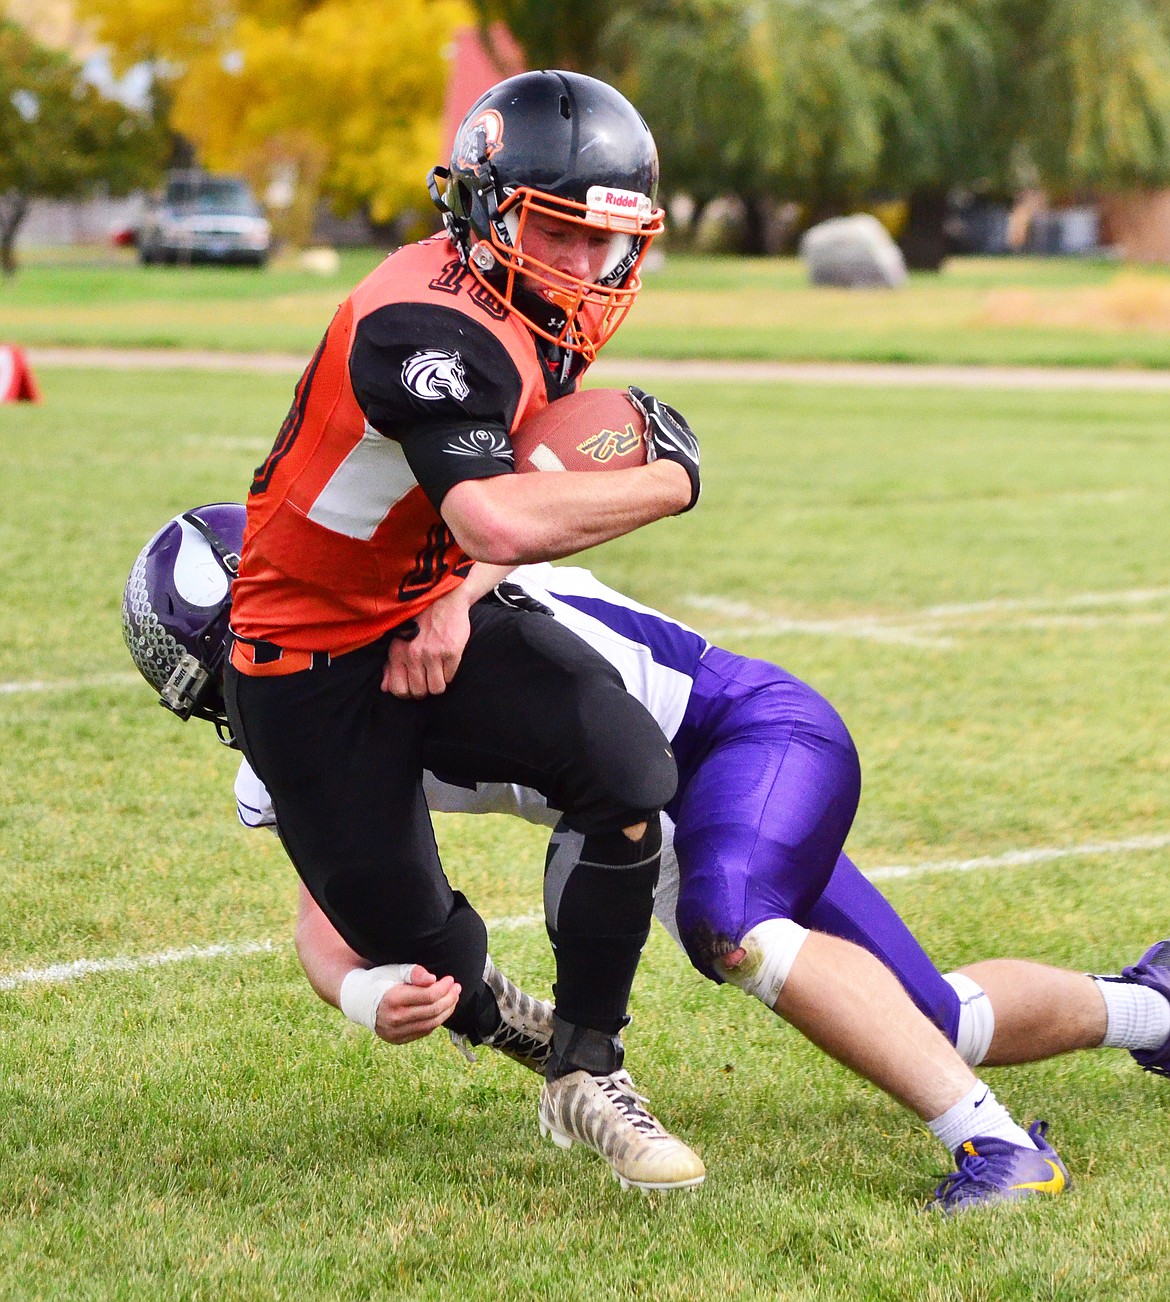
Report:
138,171,271,267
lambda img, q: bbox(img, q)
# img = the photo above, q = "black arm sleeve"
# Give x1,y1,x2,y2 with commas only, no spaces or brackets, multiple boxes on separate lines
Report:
350,301,523,510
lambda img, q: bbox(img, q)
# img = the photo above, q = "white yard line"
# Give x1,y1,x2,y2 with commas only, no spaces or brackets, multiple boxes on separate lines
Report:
5,834,1168,992
488,912,545,932
918,587,1170,618
1,920,542,992
682,586,1170,646
967,611,1167,634
0,672,140,695
703,617,957,649
705,610,1167,646
0,940,278,991
866,833,1170,882
4,584,1168,699
682,593,957,648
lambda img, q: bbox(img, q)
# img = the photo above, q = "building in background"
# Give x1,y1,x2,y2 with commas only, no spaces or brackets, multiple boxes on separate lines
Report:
441,23,525,157
1099,192,1170,263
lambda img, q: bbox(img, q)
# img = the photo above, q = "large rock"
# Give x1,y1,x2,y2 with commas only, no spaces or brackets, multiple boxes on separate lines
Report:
799,214,907,288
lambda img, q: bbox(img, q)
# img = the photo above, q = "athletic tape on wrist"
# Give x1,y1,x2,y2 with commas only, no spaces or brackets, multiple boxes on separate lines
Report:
339,964,415,1032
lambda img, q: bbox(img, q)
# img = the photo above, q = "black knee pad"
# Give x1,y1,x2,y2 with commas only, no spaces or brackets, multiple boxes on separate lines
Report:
563,673,678,832
545,820,662,938
585,820,663,866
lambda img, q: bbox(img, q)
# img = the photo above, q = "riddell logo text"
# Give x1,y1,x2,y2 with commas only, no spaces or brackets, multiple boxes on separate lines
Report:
605,192,639,208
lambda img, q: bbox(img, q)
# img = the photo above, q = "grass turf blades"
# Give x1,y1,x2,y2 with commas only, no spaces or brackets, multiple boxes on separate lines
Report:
2,364,1170,1298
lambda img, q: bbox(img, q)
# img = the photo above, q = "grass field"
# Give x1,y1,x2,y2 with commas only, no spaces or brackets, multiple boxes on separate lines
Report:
3,361,1170,1298
5,248,1170,367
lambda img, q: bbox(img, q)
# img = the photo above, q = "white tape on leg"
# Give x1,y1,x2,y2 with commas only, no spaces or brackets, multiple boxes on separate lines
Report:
339,963,416,1032
718,918,810,1008
943,971,995,1066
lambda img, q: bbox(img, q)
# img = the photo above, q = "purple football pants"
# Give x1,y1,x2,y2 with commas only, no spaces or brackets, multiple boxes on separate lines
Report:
668,647,961,1045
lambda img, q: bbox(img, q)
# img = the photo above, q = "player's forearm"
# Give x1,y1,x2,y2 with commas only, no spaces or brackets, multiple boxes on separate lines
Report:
294,884,459,1043
455,561,516,604
294,884,363,1009
441,461,690,565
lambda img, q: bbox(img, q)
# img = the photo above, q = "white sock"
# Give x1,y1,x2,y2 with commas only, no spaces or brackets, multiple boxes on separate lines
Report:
1093,976,1170,1051
928,1083,1036,1154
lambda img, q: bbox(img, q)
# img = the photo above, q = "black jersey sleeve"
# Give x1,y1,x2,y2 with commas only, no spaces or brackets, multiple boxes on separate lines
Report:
350,301,521,509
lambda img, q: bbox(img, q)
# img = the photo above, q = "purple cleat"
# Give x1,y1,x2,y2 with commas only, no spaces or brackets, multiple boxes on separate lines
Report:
1120,939,1170,1078
929,1121,1070,1213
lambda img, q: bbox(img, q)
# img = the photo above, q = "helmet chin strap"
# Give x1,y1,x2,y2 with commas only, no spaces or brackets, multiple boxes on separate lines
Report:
182,509,239,578
213,717,237,748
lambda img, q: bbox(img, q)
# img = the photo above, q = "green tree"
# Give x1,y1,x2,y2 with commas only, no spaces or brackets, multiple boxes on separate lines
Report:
79,0,470,231
468,0,621,70
480,0,1170,267
757,0,888,216
871,0,1007,266
0,20,163,275
601,0,771,249
1007,0,1170,189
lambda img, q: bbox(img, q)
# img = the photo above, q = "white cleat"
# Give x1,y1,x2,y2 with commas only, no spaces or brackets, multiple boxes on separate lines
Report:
538,1068,705,1192
449,956,554,1074
481,955,554,1073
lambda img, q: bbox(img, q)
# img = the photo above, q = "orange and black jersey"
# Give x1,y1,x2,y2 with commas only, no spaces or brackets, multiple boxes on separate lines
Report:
230,234,587,667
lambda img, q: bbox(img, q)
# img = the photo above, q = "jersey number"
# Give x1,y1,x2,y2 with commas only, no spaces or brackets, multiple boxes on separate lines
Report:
398,524,474,602
428,259,508,321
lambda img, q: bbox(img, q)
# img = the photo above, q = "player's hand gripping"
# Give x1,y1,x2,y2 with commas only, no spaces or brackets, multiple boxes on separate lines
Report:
374,966,462,1045
627,385,701,513
381,585,472,698
381,562,516,698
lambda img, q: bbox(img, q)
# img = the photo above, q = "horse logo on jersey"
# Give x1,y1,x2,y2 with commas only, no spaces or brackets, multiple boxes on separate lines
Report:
454,109,504,170
577,423,643,464
402,350,471,402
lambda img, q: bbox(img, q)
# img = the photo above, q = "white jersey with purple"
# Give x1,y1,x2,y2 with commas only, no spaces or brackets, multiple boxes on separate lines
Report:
236,562,965,1044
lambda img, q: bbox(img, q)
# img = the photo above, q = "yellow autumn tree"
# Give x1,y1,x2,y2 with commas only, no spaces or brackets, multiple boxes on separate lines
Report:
77,0,470,233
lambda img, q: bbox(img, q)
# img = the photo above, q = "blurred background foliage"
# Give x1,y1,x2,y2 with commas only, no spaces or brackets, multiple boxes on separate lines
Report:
476,0,1170,259
0,17,163,274
8,0,1170,265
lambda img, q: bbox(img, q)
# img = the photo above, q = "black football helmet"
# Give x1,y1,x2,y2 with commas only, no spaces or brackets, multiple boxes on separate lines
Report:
428,70,664,361
122,503,244,744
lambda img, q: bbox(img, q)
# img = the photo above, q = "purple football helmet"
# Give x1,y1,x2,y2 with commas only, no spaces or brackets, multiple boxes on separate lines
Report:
122,503,244,742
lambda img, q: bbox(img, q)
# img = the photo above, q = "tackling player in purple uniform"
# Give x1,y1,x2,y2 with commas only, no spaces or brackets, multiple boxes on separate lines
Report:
282,561,1170,1211
125,513,1170,1210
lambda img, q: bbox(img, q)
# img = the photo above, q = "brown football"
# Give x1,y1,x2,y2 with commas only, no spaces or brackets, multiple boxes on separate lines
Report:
511,388,648,473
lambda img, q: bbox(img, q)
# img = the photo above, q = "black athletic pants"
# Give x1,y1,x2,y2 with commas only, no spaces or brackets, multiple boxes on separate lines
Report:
224,598,678,1039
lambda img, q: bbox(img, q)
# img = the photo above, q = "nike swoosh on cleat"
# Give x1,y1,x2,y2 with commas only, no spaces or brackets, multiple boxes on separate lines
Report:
1010,1160,1066,1195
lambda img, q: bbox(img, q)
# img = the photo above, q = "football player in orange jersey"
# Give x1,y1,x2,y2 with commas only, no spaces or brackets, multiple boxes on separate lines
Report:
223,72,706,1191
125,513,1167,1210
